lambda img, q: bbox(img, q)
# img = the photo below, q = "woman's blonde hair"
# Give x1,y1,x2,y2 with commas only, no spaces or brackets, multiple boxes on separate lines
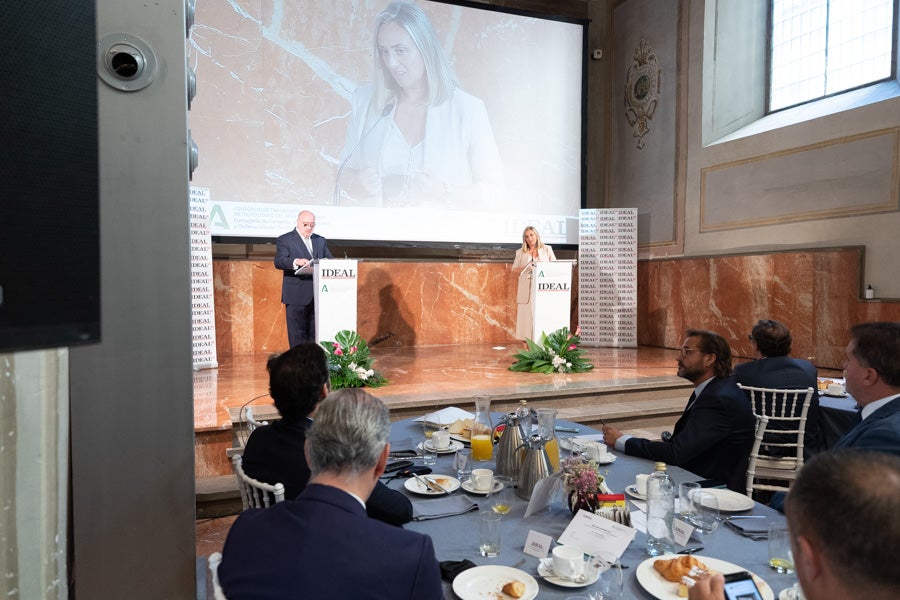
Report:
520,226,545,252
370,1,459,111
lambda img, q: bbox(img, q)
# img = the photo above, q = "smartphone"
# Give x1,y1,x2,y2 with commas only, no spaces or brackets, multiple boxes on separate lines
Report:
723,571,764,600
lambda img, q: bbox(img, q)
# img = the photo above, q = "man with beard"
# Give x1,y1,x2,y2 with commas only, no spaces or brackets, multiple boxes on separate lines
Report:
603,328,756,491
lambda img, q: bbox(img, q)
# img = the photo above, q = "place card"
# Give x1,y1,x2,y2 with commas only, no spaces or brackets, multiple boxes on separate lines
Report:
557,508,636,559
673,517,694,546
523,530,553,558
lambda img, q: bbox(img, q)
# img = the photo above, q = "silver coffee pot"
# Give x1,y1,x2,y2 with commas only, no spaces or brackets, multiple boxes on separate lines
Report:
516,434,552,500
493,412,526,481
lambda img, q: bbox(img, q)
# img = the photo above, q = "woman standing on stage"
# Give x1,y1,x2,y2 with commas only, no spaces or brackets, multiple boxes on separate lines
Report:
512,226,555,340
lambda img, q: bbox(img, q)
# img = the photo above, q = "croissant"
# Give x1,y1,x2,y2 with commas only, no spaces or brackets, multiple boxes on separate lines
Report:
501,580,526,598
653,555,708,582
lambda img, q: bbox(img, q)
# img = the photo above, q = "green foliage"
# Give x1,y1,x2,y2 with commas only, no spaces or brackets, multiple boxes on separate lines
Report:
509,327,594,374
321,330,387,389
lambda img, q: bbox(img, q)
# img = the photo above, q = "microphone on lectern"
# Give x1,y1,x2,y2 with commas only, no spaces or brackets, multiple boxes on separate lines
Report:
333,101,396,206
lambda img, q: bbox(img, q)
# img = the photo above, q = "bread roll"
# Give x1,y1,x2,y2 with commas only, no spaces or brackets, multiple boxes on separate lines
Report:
501,580,526,598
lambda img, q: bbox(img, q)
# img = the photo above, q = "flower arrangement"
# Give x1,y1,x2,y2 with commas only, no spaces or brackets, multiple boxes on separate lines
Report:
560,455,609,514
320,330,387,389
508,327,594,374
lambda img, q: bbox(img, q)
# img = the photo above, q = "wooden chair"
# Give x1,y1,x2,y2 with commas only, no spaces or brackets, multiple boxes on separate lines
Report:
207,552,227,600
231,454,285,510
737,384,815,500
236,405,269,447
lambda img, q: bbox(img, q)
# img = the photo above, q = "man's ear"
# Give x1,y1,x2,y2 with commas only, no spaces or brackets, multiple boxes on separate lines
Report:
374,443,390,479
794,535,824,585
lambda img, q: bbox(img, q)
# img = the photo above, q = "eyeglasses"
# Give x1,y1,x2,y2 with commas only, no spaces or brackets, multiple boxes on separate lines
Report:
678,347,703,357
300,221,316,228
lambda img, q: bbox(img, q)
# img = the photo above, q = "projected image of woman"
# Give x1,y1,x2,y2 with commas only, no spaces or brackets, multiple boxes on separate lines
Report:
336,0,504,208
512,226,556,340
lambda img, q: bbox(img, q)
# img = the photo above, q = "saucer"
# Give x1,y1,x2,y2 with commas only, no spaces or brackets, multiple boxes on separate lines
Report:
537,560,600,588
625,484,647,501
588,452,617,465
460,479,503,495
419,440,464,454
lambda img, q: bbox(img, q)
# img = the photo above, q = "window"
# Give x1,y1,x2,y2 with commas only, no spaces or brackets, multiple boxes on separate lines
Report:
769,0,896,112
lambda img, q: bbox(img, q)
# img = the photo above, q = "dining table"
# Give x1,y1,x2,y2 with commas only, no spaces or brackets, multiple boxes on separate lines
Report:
816,378,860,448
386,413,800,600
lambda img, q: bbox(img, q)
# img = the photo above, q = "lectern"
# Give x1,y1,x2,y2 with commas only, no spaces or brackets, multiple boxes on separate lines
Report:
313,259,358,342
529,260,575,339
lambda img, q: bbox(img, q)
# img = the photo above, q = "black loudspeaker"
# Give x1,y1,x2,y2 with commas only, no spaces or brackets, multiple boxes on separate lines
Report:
0,1,100,351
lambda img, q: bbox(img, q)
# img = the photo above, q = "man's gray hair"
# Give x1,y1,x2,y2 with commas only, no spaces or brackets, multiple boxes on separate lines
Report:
306,388,391,476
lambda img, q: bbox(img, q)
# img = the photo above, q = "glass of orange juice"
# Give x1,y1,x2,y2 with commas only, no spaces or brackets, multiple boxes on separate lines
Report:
471,433,493,461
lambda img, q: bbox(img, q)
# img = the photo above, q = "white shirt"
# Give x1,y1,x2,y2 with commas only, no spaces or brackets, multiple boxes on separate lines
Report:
861,393,900,420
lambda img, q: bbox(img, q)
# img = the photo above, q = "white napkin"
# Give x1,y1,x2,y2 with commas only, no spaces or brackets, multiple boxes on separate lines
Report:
416,407,475,426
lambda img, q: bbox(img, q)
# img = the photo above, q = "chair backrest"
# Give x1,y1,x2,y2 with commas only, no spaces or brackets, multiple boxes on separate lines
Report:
237,405,269,446
737,384,814,461
208,552,228,600
231,454,286,510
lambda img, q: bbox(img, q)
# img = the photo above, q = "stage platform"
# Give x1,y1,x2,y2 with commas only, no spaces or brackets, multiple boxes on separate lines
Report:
193,344,699,484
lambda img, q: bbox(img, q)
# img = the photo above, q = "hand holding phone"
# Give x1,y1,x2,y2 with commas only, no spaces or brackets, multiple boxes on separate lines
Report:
722,571,764,600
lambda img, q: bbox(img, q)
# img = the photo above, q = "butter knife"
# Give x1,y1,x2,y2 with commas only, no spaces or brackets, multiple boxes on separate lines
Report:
424,475,452,494
413,473,446,494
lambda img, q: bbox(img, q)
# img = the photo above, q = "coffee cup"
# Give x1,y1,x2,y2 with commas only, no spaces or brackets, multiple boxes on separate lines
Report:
432,429,450,450
586,441,607,461
826,383,844,396
635,473,650,497
472,468,494,492
551,545,585,581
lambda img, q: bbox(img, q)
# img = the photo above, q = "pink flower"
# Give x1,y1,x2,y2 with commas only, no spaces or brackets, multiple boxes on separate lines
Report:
350,346,357,353
334,347,343,356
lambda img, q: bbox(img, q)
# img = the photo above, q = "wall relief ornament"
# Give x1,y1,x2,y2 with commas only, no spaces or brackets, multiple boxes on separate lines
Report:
624,39,661,149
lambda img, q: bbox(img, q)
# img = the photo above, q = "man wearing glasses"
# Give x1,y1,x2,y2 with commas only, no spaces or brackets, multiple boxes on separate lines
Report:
274,210,334,347
603,328,756,492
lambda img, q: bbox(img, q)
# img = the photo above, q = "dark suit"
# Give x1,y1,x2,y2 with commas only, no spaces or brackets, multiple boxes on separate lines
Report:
733,356,824,457
242,418,413,526
218,484,442,600
624,376,756,492
274,229,334,347
833,396,900,456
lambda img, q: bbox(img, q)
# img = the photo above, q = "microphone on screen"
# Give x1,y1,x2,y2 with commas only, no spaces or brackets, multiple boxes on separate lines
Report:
333,101,396,206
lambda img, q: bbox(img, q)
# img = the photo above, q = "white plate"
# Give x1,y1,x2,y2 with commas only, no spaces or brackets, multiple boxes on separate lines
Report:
403,474,461,496
449,433,471,445
702,488,755,512
636,555,774,600
625,484,647,501
592,452,617,465
452,565,540,600
820,390,849,397
558,434,605,451
537,561,601,588
460,479,503,495
418,439,464,454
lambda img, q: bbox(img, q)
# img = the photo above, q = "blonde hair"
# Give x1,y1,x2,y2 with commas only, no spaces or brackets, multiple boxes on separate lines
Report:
370,1,459,112
520,226,545,252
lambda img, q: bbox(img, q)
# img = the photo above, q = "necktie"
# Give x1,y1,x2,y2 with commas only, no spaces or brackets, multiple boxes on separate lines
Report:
685,391,697,412
303,236,313,257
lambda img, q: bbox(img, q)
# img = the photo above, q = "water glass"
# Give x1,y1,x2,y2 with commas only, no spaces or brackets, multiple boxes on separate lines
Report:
455,448,473,484
479,511,502,557
690,490,719,534
678,482,701,522
592,554,622,600
768,524,795,573
489,475,515,514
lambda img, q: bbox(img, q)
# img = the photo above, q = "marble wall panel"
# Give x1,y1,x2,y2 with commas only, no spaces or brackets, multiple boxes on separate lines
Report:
212,248,897,369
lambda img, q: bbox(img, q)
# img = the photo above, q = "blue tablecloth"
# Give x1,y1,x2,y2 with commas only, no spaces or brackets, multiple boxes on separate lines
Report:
387,415,798,599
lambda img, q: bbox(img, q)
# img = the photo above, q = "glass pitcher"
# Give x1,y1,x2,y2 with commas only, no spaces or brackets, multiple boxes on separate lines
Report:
536,408,559,472
471,395,493,461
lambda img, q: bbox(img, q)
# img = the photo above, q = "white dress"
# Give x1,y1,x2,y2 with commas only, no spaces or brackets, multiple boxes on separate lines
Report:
512,246,556,340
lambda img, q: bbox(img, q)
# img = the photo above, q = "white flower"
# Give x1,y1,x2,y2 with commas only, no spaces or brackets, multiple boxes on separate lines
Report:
348,362,358,371
551,355,566,368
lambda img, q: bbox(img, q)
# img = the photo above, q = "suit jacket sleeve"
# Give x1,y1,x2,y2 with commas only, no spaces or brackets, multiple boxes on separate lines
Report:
366,481,413,526
624,394,738,465
408,531,444,600
274,232,297,271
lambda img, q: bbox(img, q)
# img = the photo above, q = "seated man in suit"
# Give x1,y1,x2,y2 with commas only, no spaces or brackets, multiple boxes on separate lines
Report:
833,321,900,456
219,389,443,600
690,450,900,600
241,342,413,525
603,329,756,492
734,319,823,457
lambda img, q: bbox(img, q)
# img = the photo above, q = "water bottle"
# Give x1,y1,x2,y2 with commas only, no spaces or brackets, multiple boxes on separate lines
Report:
515,399,531,436
646,462,675,556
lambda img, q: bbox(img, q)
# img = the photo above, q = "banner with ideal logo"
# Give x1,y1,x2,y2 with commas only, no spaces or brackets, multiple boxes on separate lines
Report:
314,259,358,342
531,260,575,340
189,187,219,370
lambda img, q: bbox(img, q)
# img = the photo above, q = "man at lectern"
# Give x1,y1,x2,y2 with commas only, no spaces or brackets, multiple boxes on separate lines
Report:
275,210,334,347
